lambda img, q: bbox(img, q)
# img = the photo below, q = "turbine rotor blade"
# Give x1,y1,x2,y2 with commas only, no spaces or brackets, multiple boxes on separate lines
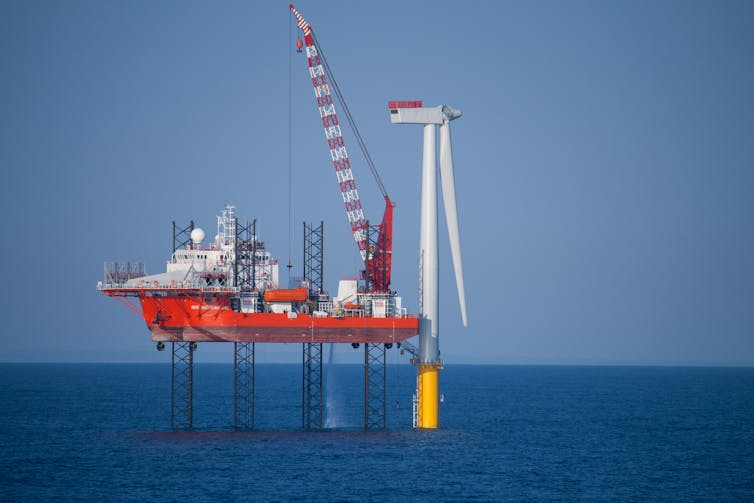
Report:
439,121,468,327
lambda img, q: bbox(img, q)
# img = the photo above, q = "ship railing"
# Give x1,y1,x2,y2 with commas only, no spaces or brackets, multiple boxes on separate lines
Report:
343,308,365,317
198,286,238,293
103,261,147,287
322,302,410,319
99,281,134,290
98,279,239,294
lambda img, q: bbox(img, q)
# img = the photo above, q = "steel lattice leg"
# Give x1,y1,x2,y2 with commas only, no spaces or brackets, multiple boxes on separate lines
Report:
364,343,387,430
234,342,255,430
302,343,323,430
171,342,195,430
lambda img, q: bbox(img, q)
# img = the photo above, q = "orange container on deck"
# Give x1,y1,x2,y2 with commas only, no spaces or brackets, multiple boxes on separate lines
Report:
263,287,308,303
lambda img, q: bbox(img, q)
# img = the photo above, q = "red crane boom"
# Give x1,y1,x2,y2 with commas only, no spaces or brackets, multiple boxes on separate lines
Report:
290,3,393,292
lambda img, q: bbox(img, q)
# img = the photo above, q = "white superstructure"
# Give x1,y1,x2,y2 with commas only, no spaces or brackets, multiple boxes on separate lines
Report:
126,204,279,291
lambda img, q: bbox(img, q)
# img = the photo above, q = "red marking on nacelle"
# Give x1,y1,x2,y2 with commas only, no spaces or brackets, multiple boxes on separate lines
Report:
388,100,423,109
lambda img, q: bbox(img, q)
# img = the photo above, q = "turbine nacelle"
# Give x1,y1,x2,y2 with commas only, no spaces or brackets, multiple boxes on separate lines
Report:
388,102,462,125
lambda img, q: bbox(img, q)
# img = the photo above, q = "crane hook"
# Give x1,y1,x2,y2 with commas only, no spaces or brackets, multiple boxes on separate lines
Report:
296,38,303,53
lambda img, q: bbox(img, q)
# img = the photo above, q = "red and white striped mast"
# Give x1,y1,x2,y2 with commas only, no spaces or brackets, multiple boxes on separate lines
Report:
290,3,368,262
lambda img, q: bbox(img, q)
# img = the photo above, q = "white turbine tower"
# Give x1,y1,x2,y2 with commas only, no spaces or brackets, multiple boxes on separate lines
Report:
389,101,466,429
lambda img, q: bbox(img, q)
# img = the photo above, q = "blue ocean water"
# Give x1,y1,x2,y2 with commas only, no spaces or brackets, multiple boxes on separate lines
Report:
1,363,753,501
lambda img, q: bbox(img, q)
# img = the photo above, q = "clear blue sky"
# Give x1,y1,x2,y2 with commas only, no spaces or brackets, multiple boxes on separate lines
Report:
1,0,753,364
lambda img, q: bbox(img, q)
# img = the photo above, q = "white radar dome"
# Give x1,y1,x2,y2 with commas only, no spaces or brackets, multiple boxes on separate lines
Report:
190,228,205,244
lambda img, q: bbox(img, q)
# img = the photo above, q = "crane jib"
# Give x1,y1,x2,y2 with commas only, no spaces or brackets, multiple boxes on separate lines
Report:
301,25,368,260
290,3,394,292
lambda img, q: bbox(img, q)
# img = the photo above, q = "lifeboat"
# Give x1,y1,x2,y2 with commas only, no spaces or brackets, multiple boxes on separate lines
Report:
263,287,308,303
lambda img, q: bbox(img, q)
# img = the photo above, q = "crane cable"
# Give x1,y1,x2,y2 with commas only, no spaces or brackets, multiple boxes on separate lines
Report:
310,31,388,199
287,13,294,280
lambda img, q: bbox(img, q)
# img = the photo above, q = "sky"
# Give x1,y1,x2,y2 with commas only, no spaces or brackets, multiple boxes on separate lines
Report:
1,0,753,365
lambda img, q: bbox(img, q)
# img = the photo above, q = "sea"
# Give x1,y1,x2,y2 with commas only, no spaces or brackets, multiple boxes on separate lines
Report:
1,362,753,501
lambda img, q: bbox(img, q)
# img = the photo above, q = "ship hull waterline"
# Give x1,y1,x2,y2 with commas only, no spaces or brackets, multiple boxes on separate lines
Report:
149,324,417,344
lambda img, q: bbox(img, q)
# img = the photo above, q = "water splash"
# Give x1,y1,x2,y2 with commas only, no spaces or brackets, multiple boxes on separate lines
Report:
324,343,345,428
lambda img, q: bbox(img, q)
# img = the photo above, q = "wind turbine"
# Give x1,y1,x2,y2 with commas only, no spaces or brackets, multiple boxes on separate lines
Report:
389,101,467,429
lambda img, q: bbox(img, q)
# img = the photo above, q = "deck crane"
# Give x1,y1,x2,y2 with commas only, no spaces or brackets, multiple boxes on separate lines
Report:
290,3,393,293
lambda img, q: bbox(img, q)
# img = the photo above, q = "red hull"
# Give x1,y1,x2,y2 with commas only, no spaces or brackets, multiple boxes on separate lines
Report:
108,290,419,344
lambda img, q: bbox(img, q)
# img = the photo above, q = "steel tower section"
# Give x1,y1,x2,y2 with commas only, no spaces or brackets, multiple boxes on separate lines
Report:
364,343,387,430
171,342,195,430
235,218,257,290
233,342,255,430
171,220,197,430
172,220,194,253
419,123,440,365
302,342,323,430
303,221,324,295
235,217,258,430
303,222,324,430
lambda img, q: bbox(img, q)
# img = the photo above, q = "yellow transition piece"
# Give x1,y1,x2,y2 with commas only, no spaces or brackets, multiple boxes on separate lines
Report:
417,363,441,429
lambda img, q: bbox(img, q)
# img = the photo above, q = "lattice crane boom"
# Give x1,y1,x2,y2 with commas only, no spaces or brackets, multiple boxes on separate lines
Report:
290,3,393,292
